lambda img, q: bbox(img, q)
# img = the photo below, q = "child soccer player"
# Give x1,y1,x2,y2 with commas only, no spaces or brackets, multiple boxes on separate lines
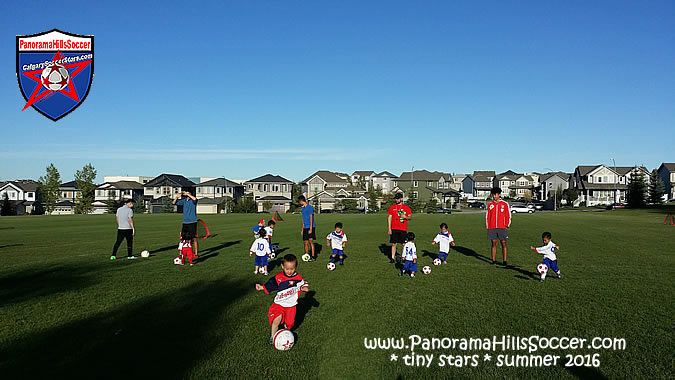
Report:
252,219,265,237
265,220,276,253
432,222,455,264
250,228,271,275
255,254,309,345
401,232,417,278
178,232,196,266
326,222,348,265
530,232,562,282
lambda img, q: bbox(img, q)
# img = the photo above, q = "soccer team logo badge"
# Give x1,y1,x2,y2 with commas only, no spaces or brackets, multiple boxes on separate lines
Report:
16,29,94,121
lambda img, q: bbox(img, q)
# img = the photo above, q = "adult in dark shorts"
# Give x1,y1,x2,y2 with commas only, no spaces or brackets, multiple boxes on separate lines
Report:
387,192,412,263
298,195,316,261
486,187,511,266
111,199,136,260
173,191,199,256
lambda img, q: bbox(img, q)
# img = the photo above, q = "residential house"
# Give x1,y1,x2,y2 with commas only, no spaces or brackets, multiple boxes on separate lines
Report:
493,171,519,198
449,174,466,192
657,163,675,200
195,177,245,213
104,176,154,185
537,172,570,201
94,181,145,214
464,171,495,199
351,171,376,190
393,170,460,207
244,174,294,213
570,165,628,206
302,170,368,212
59,181,80,203
510,174,537,199
372,171,397,194
0,180,40,215
143,174,196,213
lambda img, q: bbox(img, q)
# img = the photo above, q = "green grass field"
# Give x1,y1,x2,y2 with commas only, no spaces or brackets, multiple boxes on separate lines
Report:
1,209,673,378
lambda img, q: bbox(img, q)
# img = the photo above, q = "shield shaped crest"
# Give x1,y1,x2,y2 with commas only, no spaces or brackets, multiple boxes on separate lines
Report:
17,29,94,121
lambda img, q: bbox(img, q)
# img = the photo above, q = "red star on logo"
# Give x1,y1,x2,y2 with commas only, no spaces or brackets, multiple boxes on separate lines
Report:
21,50,92,111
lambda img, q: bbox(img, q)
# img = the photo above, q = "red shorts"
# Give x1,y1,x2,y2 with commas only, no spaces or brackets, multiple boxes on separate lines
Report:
268,303,296,329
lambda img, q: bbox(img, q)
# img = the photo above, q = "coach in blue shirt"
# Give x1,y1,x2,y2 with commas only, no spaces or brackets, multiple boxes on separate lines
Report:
298,195,316,262
173,191,199,256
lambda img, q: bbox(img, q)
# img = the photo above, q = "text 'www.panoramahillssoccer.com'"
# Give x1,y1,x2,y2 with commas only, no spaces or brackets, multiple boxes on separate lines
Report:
363,335,626,368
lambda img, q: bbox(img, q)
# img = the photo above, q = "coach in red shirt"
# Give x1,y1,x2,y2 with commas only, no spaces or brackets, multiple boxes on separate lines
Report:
387,193,412,263
486,187,511,266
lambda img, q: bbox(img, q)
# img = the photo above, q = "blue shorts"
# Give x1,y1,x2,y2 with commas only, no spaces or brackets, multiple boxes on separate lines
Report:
438,251,448,261
254,255,268,267
542,258,559,272
332,249,344,256
402,260,417,273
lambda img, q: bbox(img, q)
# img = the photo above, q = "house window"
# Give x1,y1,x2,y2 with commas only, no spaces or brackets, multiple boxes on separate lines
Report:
427,181,433,187
412,191,418,198
413,181,418,187
597,177,602,183
228,188,232,194
282,184,287,192
263,184,268,192
27,192,33,197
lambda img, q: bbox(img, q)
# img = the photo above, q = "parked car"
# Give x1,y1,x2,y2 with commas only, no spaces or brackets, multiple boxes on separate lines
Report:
531,201,545,210
511,203,534,213
468,202,485,209
606,203,626,210
428,208,452,214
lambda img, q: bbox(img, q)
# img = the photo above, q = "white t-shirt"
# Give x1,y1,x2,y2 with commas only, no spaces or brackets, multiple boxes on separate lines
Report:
250,238,271,257
403,241,417,261
326,231,348,250
264,226,274,238
433,231,455,253
534,241,557,261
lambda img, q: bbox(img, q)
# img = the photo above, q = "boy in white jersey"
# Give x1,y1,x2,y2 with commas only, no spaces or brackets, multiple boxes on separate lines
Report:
265,220,277,254
250,228,271,275
400,232,418,278
530,231,562,282
432,222,455,264
326,222,348,265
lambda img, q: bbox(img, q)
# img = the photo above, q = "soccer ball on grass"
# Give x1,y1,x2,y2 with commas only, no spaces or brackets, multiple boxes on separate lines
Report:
141,250,150,258
537,264,548,274
273,329,295,351
433,258,441,266
302,253,311,262
327,262,336,271
422,266,432,275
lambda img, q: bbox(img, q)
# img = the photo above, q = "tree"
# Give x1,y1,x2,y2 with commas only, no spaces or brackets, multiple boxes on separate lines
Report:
220,196,234,213
380,192,395,211
425,198,438,213
234,195,257,213
524,190,533,201
105,192,120,214
38,163,61,214
341,199,359,213
262,200,273,212
1,193,14,216
626,170,647,208
290,184,303,212
555,185,564,208
648,169,665,205
367,186,381,213
509,189,516,199
132,195,147,214
406,189,421,213
74,163,97,214
162,196,175,213
564,188,578,206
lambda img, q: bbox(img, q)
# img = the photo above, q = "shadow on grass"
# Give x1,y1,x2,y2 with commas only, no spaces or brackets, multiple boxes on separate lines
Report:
199,240,241,256
0,277,251,378
421,250,438,261
0,265,98,308
565,363,608,379
0,243,24,249
293,290,319,332
197,251,220,263
452,246,492,264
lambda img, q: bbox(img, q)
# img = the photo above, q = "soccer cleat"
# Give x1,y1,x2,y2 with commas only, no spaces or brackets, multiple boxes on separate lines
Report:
539,278,545,283
389,258,395,264
264,271,269,276
110,256,116,260
503,261,508,267
557,273,563,279
127,256,136,260
268,336,274,345
491,260,496,265
254,270,258,274
308,257,316,262
443,261,447,264
339,261,344,265
190,264,193,266
410,273,415,278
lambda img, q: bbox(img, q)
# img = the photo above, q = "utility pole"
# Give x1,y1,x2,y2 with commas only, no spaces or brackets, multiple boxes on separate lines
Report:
611,158,618,204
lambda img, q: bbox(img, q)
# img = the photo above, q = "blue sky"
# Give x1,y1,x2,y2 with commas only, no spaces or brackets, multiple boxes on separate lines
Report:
1,0,673,183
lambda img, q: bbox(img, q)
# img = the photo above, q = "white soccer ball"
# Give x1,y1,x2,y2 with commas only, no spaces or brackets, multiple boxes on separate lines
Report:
40,63,70,91
537,264,548,274
141,250,150,258
422,266,432,275
173,257,182,265
273,329,295,351
433,258,442,266
269,252,276,260
327,262,336,271
302,253,310,262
